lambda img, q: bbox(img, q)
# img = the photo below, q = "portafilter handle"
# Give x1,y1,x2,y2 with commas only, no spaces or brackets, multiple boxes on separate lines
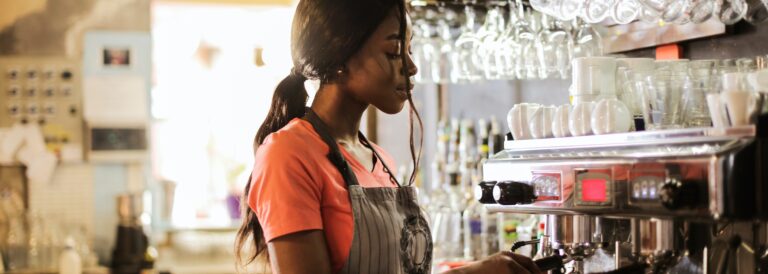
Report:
591,262,649,274
534,254,567,272
511,239,541,252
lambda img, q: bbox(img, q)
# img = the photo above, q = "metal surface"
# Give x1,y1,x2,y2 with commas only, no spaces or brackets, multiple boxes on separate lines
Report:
484,126,761,220
500,126,754,154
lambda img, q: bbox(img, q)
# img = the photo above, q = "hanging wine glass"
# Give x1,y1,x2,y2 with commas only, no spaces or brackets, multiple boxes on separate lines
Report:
478,6,506,80
661,0,692,23
582,0,615,23
498,0,519,79
689,0,716,23
716,0,748,24
573,18,603,58
454,6,483,82
612,0,642,24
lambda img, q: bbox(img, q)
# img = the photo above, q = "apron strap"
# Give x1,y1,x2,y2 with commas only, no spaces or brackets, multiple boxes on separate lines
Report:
358,132,402,187
302,108,360,186
302,108,403,188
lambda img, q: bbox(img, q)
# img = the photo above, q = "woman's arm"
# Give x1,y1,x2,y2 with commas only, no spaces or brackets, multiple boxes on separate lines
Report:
443,252,543,274
267,230,333,274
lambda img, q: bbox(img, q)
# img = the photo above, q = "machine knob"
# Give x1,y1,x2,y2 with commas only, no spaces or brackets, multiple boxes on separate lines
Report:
493,181,537,205
659,178,703,210
476,181,498,204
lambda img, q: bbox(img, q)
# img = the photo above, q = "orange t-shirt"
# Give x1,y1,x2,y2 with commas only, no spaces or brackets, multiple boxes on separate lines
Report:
248,118,398,272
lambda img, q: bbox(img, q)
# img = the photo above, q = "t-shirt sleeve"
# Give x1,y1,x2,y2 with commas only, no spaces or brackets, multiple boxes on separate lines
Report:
248,140,323,242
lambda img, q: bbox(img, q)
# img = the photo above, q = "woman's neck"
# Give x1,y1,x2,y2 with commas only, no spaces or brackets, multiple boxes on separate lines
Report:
310,84,368,145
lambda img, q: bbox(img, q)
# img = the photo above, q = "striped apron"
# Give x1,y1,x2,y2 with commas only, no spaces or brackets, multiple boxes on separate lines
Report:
303,110,433,274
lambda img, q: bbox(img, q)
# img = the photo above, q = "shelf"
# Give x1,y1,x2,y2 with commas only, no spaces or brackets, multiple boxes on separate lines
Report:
500,126,756,154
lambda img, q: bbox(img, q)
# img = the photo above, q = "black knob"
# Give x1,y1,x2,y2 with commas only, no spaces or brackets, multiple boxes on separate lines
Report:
61,70,73,80
534,255,565,272
493,181,536,205
659,178,703,210
476,181,497,204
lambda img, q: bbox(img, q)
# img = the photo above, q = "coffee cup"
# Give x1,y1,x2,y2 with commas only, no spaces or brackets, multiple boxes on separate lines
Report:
552,104,572,138
706,93,727,128
722,91,761,126
507,103,541,140
591,98,632,135
530,105,556,139
569,101,595,136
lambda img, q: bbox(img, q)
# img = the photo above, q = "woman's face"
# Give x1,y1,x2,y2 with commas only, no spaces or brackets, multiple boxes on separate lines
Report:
341,8,417,114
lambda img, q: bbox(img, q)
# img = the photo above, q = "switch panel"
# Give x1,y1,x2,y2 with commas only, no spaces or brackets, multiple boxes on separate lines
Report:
0,57,83,162
628,169,668,206
531,172,562,201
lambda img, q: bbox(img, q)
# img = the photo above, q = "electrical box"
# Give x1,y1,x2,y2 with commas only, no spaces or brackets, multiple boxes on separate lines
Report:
0,57,84,163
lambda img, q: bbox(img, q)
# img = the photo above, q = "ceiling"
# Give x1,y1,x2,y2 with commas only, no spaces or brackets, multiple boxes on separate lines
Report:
155,0,293,5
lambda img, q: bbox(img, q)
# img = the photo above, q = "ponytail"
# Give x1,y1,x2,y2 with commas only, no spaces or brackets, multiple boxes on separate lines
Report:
254,70,309,146
235,69,307,268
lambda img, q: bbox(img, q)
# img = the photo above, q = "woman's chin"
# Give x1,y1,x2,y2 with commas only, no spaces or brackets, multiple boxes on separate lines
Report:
376,101,406,115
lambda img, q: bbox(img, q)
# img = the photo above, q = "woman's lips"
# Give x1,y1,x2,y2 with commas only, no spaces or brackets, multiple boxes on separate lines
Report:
396,84,414,92
394,87,410,100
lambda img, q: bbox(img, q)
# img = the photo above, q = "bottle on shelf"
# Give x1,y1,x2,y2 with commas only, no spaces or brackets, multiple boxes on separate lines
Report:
59,237,83,274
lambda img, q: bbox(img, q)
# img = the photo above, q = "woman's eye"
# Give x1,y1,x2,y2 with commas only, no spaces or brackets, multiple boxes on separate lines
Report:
387,53,402,59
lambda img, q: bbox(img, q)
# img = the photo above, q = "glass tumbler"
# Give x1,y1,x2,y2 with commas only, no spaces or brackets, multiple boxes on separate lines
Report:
638,62,689,130
682,60,718,127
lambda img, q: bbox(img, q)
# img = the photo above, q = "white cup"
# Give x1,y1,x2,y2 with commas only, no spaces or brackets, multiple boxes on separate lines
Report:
722,72,750,93
706,93,727,128
569,101,595,136
748,69,768,92
591,98,632,135
530,106,556,139
572,57,618,101
722,91,760,126
507,103,541,140
552,104,572,138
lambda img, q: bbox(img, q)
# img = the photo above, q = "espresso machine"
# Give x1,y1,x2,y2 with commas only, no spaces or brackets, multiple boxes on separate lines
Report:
479,120,768,273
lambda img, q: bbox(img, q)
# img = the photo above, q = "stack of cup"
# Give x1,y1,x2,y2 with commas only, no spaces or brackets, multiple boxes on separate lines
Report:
708,72,765,128
635,60,690,130
681,60,719,128
570,57,632,136
616,58,655,130
570,57,618,104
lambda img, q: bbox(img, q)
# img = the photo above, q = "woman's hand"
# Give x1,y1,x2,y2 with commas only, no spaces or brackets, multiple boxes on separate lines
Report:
447,251,543,274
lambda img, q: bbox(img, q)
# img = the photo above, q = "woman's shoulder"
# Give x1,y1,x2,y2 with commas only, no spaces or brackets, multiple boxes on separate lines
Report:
257,118,325,158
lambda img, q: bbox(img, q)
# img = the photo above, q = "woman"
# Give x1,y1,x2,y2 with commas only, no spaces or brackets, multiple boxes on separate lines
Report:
235,0,543,273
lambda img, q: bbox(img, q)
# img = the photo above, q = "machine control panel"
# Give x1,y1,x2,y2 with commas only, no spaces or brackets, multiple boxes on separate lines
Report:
574,169,613,207
476,181,497,204
658,178,707,210
630,175,667,203
0,57,83,162
493,181,536,205
531,172,561,201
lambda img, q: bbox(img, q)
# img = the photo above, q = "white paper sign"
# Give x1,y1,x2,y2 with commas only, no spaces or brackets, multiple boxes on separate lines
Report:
83,75,148,124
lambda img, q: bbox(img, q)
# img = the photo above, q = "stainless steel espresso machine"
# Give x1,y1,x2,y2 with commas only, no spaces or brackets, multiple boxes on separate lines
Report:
479,121,768,273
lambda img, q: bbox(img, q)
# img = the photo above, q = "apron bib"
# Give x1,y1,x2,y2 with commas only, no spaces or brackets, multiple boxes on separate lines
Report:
302,109,433,274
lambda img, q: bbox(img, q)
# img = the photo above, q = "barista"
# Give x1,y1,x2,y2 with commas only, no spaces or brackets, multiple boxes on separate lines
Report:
234,0,543,273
